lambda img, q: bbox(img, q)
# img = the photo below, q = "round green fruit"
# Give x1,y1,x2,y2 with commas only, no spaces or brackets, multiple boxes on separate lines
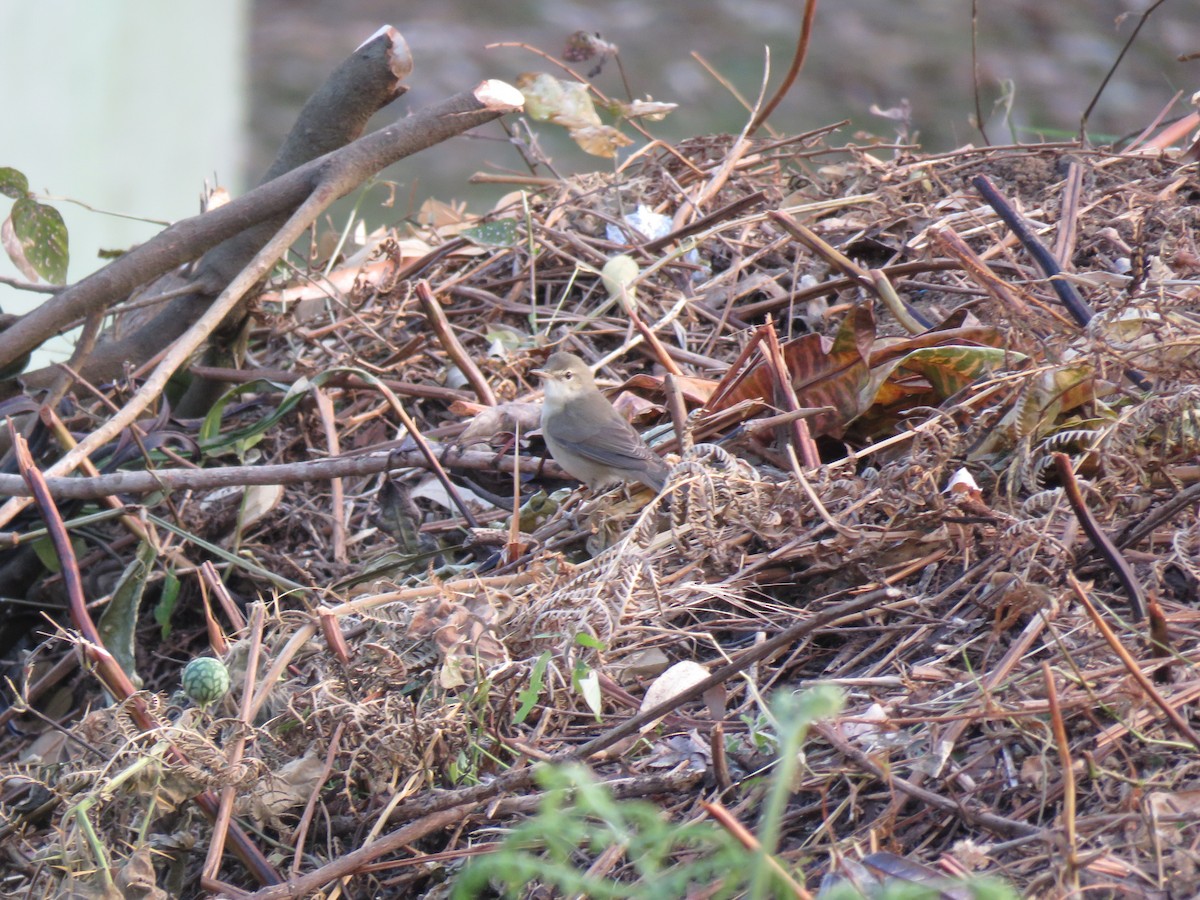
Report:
182,657,231,707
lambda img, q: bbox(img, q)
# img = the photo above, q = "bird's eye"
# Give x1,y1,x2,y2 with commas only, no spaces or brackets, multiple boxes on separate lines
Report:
562,371,574,380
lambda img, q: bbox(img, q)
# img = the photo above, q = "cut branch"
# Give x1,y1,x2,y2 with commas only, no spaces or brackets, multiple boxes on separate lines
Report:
3,35,518,388
0,80,523,529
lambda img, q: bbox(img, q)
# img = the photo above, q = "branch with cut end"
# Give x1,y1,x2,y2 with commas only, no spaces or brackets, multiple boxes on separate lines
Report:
10,28,414,384
0,81,524,530
1,76,520,385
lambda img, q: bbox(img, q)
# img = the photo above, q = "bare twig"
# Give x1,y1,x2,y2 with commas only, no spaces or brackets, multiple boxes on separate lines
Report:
1079,0,1169,143
1042,661,1080,889
1068,573,1200,751
414,280,497,405
1053,452,1145,621
746,0,819,136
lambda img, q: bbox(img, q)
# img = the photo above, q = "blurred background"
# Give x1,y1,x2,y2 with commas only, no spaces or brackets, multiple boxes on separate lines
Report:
0,0,1194,360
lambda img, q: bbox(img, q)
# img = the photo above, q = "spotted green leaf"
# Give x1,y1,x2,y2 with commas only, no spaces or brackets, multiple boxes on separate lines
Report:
9,197,68,283
461,218,519,248
0,167,29,199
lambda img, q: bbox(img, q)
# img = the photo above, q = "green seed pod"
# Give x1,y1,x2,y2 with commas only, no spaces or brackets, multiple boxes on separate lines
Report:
182,657,231,707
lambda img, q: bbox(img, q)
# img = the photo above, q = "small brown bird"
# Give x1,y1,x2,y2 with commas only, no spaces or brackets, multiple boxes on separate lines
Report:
535,352,670,492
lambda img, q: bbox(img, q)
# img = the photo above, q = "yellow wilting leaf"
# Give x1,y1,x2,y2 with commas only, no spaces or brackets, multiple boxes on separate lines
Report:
516,73,633,158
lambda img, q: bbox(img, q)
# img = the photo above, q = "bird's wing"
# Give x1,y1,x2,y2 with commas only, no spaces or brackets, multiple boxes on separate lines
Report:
560,424,663,472
551,401,664,473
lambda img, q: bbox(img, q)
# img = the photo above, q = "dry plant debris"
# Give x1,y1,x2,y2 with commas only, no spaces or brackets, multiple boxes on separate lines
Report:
3,102,1200,897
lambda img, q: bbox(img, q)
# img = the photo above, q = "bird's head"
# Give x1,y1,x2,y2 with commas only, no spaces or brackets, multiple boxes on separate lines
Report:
534,352,599,405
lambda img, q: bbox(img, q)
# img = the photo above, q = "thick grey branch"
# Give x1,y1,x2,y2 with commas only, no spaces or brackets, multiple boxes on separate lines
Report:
0,447,562,500
15,29,412,386
0,80,522,529
3,34,512,380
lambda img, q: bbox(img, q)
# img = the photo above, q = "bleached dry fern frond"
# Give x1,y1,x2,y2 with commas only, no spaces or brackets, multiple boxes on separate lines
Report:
515,504,666,654
669,443,772,567
55,694,262,805
511,444,778,654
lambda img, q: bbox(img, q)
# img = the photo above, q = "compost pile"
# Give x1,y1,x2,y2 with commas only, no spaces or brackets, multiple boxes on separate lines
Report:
3,113,1200,897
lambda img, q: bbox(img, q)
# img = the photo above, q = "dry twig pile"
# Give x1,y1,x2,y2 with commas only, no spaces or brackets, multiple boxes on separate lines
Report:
3,27,1200,900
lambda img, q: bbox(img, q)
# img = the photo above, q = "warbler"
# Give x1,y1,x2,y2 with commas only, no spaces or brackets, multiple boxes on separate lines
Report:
534,352,669,492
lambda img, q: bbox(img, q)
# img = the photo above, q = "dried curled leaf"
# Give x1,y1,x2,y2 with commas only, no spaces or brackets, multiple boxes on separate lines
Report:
516,72,633,158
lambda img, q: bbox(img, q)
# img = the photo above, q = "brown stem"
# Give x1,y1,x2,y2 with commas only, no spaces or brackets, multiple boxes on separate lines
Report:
0,445,568,505
1053,452,1145,620
746,0,819,136
415,280,496,405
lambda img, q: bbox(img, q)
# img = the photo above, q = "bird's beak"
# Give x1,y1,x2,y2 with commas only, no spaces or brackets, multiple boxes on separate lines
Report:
531,367,548,379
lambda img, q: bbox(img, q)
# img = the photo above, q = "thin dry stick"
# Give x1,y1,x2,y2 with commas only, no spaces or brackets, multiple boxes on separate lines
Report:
414,280,497,405
0,445,570,504
1042,661,1080,891
616,283,684,376
746,0,819,136
506,421,522,565
703,328,768,413
44,308,105,408
204,602,265,882
663,373,691,455
814,720,1042,838
1052,160,1084,266
200,559,244,640
970,0,989,145
37,406,189,568
313,386,348,563
763,322,819,469
190,361,472,403
702,799,811,898
931,226,1033,319
234,804,475,900
1053,452,1145,621
929,603,1058,778
1078,0,1169,142
1068,573,1200,751
768,210,926,333
370,373,481,529
690,52,758,118
291,720,347,879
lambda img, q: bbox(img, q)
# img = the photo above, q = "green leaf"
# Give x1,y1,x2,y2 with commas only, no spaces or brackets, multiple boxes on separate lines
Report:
0,167,29,199
198,377,298,452
514,651,551,724
30,535,87,574
896,345,1018,397
10,197,68,283
154,568,181,640
98,540,157,690
461,218,519,248
574,632,606,651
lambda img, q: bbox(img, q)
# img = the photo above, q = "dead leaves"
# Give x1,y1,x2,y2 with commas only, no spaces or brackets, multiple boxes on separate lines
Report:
708,306,1013,440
